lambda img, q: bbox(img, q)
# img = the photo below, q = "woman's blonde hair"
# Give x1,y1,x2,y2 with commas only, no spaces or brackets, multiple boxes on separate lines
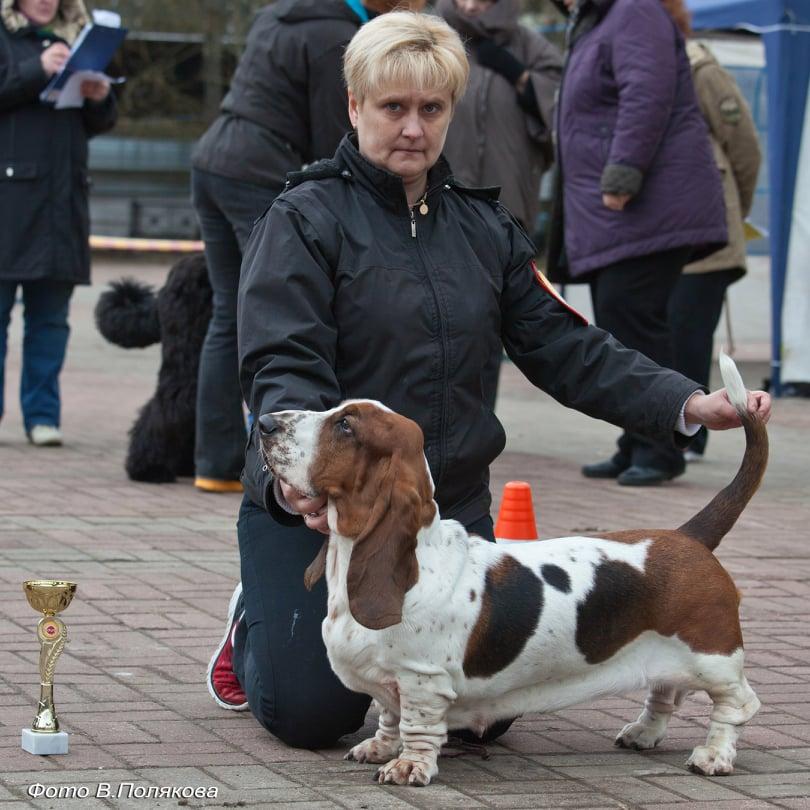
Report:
343,11,469,106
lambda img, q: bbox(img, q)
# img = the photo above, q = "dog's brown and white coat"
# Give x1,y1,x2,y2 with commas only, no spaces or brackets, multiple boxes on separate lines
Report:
259,355,766,787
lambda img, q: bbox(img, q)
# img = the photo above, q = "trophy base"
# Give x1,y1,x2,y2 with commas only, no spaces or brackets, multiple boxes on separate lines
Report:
21,728,69,755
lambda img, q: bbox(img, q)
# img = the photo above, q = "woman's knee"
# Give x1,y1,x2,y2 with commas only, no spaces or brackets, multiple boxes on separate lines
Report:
252,688,370,750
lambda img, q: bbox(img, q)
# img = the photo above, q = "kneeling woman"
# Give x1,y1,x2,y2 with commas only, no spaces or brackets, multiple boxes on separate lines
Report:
207,12,770,749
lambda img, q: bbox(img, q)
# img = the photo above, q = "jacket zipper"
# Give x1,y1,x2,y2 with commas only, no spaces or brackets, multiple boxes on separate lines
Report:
407,182,451,484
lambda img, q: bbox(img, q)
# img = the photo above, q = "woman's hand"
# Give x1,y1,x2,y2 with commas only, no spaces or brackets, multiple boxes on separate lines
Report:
602,193,632,211
80,79,111,102
279,479,330,534
684,388,771,431
40,43,70,76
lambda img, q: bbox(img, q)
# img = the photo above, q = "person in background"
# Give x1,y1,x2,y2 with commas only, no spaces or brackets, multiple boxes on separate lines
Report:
437,0,562,232
547,0,728,486
190,0,426,494
204,12,770,751
669,38,762,461
0,0,116,446
437,0,562,406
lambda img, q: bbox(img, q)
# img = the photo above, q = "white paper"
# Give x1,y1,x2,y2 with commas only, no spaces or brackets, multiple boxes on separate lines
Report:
54,70,122,109
92,9,121,27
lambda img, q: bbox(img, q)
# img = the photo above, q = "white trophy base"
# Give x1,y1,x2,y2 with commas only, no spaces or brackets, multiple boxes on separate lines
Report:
21,728,69,755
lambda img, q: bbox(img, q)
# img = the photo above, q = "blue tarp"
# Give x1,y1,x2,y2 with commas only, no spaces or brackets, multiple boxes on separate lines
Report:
688,0,810,393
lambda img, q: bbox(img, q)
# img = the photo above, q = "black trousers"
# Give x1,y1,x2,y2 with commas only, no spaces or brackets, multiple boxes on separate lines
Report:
589,246,692,471
191,168,281,479
233,495,496,749
668,268,740,456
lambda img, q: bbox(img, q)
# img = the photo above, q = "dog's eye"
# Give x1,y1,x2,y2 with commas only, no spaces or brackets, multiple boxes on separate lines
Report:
337,417,353,436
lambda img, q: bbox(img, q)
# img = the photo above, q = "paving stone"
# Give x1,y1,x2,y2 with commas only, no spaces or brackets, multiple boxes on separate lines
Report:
201,764,299,790
315,785,424,809
647,774,759,801
482,793,624,808
640,802,778,810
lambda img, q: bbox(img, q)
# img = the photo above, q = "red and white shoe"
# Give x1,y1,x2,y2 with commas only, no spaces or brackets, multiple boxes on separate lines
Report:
206,582,248,711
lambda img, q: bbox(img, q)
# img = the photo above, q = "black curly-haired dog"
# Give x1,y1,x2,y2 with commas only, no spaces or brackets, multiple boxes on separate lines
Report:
95,253,212,482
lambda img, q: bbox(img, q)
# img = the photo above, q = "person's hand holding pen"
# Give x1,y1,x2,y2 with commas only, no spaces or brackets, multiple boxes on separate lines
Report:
40,43,69,76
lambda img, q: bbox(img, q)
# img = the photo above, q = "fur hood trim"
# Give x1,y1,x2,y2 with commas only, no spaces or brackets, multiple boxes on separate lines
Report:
2,0,90,44
686,40,717,71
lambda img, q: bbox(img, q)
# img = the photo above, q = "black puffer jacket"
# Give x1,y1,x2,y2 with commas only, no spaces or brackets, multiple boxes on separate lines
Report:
0,14,117,284
192,0,363,189
238,135,699,525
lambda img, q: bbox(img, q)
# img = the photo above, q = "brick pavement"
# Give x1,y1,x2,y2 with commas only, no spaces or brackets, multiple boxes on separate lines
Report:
1,257,808,809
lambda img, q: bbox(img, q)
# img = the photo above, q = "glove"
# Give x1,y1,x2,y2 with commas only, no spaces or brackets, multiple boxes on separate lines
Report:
473,39,526,86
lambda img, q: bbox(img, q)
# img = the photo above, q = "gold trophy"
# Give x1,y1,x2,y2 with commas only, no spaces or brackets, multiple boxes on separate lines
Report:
21,580,76,755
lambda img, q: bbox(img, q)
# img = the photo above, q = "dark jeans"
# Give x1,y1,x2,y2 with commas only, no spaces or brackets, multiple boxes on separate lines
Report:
668,268,740,456
190,168,280,479
0,280,74,431
233,495,496,749
589,247,691,472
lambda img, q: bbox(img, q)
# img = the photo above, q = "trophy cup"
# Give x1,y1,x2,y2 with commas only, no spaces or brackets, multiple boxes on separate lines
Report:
21,580,76,755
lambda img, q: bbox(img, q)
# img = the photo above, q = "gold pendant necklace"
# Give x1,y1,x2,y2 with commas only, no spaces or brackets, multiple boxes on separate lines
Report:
417,192,429,216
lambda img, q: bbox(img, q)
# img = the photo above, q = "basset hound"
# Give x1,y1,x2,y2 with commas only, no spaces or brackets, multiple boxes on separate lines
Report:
258,354,767,787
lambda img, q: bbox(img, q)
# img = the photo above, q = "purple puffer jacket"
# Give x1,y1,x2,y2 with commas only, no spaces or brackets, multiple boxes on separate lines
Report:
551,0,727,279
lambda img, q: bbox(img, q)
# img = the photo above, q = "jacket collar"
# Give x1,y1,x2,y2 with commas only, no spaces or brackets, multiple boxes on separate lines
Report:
335,133,454,213
567,0,614,47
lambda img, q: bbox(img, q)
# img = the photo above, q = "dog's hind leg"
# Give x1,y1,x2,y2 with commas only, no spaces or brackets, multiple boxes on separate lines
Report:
686,667,760,776
616,684,687,750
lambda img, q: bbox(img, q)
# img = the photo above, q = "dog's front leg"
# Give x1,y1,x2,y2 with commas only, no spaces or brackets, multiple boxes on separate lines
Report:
345,699,401,764
376,673,453,787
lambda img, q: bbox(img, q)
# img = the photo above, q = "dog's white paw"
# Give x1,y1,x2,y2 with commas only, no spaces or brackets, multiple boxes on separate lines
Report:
615,721,664,750
376,756,436,787
345,736,400,764
686,745,735,776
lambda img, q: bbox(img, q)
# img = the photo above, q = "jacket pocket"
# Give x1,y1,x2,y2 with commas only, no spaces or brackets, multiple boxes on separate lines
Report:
1,161,38,180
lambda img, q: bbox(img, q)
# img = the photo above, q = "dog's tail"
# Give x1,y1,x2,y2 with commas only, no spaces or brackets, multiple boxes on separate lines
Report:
95,278,161,348
677,352,768,552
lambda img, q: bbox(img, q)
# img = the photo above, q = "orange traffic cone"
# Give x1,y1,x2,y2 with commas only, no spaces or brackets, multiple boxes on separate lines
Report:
495,481,538,542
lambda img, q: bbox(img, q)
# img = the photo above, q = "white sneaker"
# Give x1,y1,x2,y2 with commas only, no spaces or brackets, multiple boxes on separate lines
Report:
28,425,63,446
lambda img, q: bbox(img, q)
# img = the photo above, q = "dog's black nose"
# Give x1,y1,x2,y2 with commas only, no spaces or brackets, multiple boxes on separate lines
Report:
258,414,279,436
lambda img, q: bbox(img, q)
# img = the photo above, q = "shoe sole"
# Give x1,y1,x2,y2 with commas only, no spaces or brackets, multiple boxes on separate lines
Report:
206,582,249,711
27,433,63,447
617,469,685,487
195,477,243,493
617,475,669,487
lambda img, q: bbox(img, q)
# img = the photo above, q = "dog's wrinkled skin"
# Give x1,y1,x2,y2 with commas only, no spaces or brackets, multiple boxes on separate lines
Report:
259,357,766,787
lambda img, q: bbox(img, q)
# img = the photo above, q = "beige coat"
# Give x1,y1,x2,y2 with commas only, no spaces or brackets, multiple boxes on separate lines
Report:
437,0,562,228
683,41,762,275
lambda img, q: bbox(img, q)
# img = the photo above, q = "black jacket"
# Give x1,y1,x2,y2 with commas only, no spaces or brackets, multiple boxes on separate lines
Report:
192,0,363,189
238,135,700,525
0,22,116,284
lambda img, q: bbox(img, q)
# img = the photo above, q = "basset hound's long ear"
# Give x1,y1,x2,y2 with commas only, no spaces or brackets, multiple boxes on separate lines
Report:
345,454,423,630
303,538,328,591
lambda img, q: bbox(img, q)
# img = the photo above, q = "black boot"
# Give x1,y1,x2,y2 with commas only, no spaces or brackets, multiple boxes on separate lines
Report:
582,455,631,479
